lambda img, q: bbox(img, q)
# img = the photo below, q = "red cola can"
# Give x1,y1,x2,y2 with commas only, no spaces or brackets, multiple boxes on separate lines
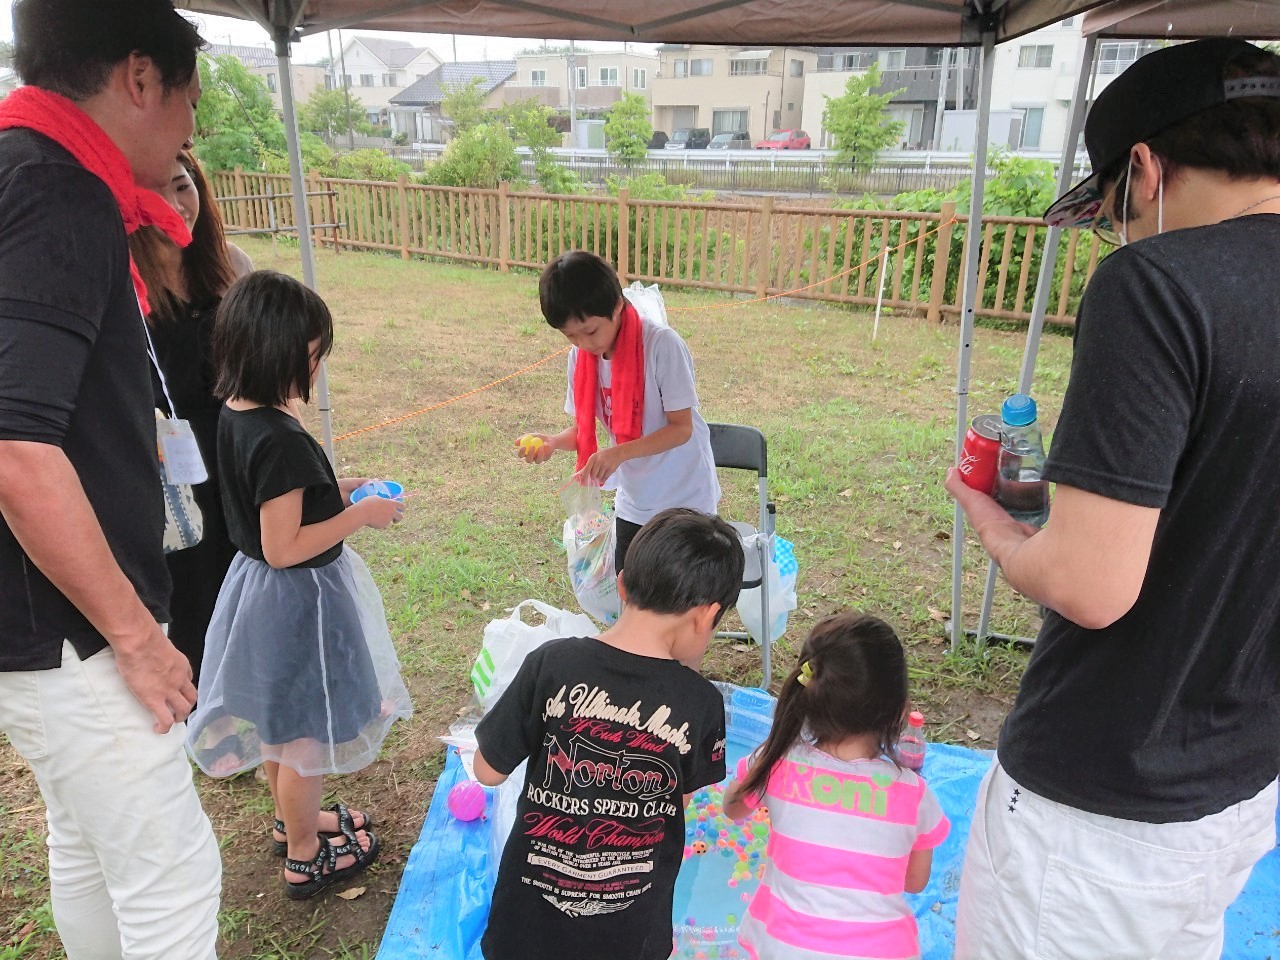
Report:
959,414,1002,495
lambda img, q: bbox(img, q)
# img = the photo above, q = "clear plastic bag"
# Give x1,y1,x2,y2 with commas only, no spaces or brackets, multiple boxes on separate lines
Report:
560,479,621,625
622,280,669,328
737,535,798,645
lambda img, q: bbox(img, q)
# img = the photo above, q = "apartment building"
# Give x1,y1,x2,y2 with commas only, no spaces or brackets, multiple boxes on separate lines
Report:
204,42,327,114
650,45,819,141
801,47,979,150
504,50,658,117
332,35,443,123
988,19,1160,153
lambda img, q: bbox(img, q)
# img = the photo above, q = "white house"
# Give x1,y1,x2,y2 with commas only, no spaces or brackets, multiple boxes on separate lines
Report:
333,35,443,123
203,43,326,115
987,19,1160,154
0,69,18,98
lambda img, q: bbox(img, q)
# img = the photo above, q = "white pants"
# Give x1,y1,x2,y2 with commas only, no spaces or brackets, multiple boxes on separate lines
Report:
0,642,221,960
954,760,1277,960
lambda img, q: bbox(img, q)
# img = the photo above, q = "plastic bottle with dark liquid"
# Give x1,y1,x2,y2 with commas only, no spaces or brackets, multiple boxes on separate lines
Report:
995,394,1049,527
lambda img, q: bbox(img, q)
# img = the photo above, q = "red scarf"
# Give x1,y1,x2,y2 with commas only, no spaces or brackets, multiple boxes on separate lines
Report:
0,86,192,316
574,301,645,473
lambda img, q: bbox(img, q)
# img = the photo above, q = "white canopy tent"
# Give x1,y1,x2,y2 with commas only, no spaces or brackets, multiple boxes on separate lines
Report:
178,0,1280,652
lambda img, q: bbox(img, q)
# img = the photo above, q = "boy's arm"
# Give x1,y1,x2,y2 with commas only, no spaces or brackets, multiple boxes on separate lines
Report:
580,408,693,484
473,748,509,786
723,755,762,822
515,425,577,464
904,848,934,894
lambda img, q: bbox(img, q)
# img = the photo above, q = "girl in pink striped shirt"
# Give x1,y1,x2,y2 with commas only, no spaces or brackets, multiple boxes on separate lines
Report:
724,613,949,960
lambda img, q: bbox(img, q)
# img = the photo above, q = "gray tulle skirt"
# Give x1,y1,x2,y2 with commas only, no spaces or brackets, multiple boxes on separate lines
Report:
185,547,412,777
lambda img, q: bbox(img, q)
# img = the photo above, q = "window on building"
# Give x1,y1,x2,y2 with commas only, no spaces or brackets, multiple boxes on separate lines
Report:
530,69,547,86
1098,41,1141,75
712,109,749,135
691,58,713,76
599,66,619,86
266,73,277,93
841,51,876,71
882,49,906,70
1019,106,1044,149
674,59,688,78
632,68,646,89
925,48,944,66
343,74,352,88
1061,16,1077,27
359,73,374,86
773,109,782,130
1017,44,1054,69
730,57,768,77
576,66,587,88
789,59,803,77
384,73,398,87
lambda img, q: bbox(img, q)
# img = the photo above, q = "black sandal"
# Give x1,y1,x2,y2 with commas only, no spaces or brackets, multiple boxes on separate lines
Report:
271,803,374,857
283,830,380,901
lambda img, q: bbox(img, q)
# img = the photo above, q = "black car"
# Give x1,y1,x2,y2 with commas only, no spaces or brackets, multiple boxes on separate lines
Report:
648,130,669,149
665,127,711,150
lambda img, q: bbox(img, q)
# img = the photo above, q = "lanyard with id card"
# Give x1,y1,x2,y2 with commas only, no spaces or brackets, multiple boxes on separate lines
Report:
141,297,209,485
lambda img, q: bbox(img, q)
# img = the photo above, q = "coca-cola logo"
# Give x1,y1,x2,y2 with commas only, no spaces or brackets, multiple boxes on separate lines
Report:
958,453,980,475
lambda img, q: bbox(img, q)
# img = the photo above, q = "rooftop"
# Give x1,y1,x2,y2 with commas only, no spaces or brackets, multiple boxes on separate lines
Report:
391,60,517,107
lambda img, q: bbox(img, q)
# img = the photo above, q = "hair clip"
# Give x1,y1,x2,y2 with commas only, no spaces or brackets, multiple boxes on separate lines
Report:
797,661,814,686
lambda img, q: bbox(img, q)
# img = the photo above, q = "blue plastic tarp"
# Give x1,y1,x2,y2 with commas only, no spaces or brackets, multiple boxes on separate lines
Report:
378,741,1280,960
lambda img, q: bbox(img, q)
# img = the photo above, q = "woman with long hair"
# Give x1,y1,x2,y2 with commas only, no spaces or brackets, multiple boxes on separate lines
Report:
131,148,252,685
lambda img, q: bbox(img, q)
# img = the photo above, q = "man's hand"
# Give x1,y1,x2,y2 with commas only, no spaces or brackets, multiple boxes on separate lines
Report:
944,468,1042,548
112,623,197,733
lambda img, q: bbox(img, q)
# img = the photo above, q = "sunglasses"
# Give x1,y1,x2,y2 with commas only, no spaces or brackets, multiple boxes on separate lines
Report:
1092,169,1130,246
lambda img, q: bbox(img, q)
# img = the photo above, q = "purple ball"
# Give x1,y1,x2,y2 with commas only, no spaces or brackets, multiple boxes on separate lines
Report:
448,780,487,821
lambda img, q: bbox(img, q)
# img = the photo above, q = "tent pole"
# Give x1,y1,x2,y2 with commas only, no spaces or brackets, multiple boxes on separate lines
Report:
972,33,1099,644
274,25,335,465
949,28,996,654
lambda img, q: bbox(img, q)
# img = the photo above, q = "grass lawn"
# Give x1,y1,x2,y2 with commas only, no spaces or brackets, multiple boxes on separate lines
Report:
0,236,1074,959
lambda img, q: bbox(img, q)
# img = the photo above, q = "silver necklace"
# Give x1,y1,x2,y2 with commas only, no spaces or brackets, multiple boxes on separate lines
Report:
1231,194,1280,218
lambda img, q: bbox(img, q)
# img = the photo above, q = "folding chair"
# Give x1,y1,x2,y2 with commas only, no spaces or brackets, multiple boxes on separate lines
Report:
708,422,777,688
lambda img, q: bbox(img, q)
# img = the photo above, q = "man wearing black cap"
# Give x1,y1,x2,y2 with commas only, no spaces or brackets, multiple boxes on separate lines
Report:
947,38,1280,959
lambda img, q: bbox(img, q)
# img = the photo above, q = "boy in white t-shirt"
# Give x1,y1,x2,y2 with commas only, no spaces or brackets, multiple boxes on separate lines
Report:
517,250,720,572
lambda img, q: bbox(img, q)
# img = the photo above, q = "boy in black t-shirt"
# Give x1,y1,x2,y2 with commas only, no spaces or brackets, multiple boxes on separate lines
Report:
474,508,743,960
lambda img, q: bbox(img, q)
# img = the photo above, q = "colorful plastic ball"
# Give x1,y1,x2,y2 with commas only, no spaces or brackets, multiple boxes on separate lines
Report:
447,780,487,821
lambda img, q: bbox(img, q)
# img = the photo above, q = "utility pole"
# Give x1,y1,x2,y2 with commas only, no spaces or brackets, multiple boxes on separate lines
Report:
337,28,355,149
567,39,578,147
452,35,458,63
932,47,951,150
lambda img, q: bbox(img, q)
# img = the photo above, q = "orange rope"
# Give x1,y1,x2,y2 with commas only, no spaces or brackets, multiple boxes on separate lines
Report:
330,346,571,444
329,213,960,443
665,215,960,311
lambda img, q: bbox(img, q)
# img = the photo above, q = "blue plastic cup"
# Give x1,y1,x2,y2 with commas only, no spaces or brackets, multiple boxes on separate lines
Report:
351,479,403,503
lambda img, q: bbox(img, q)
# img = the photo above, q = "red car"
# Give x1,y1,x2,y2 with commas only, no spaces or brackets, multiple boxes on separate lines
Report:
755,129,811,150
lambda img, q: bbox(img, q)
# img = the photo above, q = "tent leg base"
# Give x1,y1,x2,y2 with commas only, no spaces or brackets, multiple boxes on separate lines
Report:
945,621,1037,648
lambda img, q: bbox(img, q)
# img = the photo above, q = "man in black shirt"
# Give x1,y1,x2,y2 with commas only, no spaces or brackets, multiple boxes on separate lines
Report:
948,40,1280,959
0,2,220,957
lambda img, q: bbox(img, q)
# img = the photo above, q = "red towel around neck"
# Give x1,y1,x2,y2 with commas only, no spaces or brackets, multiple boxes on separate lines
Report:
0,86,192,316
573,300,645,473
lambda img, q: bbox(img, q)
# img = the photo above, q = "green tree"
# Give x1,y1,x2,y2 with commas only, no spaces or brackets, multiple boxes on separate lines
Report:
822,64,906,172
441,77,490,135
261,132,336,176
332,148,413,181
603,92,652,165
193,54,286,171
502,98,581,193
419,123,519,188
297,86,373,139
0,40,13,68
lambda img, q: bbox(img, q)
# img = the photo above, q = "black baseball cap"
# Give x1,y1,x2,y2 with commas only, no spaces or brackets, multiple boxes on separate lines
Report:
1045,38,1280,229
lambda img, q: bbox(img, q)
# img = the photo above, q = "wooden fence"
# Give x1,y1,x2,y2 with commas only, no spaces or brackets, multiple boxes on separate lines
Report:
212,169,1105,326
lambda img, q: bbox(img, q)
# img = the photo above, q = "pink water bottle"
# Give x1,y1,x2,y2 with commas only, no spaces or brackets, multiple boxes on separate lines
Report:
898,711,926,771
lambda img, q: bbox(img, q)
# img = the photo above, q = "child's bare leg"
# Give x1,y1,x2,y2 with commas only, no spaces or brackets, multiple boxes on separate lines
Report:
266,758,369,846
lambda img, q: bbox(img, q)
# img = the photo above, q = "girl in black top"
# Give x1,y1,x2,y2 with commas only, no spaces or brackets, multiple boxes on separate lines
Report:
184,270,412,899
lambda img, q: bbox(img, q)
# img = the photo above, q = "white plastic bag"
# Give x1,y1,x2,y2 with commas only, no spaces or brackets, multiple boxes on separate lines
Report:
737,536,798,645
561,480,621,625
622,281,669,328
470,600,597,711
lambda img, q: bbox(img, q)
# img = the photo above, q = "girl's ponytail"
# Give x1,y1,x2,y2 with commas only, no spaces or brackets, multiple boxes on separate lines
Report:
736,656,816,803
